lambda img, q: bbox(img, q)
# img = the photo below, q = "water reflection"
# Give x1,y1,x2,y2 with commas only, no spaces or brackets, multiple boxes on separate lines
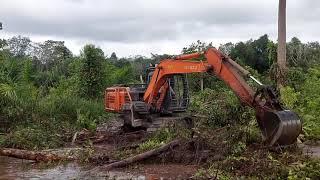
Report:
0,156,145,180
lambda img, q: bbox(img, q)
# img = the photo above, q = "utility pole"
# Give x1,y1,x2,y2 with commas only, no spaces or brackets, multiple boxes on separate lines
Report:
277,0,286,87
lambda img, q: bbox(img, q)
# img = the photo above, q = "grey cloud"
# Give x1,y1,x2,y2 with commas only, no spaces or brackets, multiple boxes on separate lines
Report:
0,0,319,44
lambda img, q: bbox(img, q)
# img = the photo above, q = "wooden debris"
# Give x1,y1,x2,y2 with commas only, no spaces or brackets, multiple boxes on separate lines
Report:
0,148,78,162
103,139,180,170
71,131,78,145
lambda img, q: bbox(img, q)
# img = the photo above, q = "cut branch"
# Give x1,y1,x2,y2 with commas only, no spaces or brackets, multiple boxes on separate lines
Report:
103,139,180,170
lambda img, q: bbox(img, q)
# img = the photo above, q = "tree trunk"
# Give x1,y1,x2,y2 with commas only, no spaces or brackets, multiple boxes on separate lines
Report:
277,0,287,87
0,148,77,162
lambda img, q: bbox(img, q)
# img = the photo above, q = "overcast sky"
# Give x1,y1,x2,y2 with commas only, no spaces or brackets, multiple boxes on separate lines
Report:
1,0,319,57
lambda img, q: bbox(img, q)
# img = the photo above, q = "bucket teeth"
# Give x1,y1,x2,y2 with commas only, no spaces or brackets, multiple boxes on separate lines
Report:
259,110,302,146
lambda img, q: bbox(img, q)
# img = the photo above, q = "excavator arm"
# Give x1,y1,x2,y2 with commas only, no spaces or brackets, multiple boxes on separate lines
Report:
143,48,302,146
143,60,211,107
144,48,254,108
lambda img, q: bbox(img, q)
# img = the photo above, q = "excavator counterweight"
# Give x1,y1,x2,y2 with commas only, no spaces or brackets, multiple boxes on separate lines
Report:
104,48,302,146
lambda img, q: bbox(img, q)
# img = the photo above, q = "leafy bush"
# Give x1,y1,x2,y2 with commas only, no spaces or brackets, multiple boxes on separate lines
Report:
76,109,96,131
280,86,300,109
79,44,105,98
288,159,320,180
190,88,255,127
2,125,63,150
282,66,320,140
38,92,107,129
286,67,306,89
138,128,176,152
193,167,232,180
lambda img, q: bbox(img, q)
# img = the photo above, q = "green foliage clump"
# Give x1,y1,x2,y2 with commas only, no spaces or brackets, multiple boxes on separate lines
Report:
2,125,63,150
137,140,163,152
190,88,254,127
193,167,232,180
138,128,176,152
286,67,306,89
280,86,300,109
298,67,320,139
38,88,106,129
76,109,97,131
229,34,272,73
79,44,105,99
282,66,320,140
288,159,320,180
231,141,246,156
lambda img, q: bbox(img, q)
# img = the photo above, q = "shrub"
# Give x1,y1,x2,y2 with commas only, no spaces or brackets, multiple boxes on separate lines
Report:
280,86,300,109
288,159,320,180
138,128,176,152
76,109,96,131
282,66,320,140
189,88,254,128
2,125,63,150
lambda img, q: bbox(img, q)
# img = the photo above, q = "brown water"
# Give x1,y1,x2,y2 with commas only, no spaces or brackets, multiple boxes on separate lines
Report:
300,144,320,158
0,156,145,180
3,143,317,180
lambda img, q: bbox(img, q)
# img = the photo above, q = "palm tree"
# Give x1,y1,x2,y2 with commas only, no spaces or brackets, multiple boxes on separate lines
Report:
277,0,286,87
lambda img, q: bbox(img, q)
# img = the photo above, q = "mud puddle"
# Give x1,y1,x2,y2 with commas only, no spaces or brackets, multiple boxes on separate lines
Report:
0,156,145,180
0,156,198,180
299,143,320,158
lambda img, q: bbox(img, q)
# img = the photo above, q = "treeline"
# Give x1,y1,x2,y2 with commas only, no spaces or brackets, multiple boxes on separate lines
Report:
0,34,319,150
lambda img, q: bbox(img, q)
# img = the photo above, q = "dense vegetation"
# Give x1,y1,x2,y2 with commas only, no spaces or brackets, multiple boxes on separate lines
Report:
0,35,319,178
0,37,138,149
0,34,320,149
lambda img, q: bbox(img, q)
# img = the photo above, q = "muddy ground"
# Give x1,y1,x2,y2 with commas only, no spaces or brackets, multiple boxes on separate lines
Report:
73,118,320,179
1,118,320,179
73,118,201,179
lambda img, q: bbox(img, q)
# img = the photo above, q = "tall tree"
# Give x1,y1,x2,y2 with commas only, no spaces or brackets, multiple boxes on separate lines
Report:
0,39,7,50
7,36,31,57
277,0,287,87
218,42,234,56
31,40,72,70
230,35,271,73
79,44,105,98
287,37,305,68
110,52,118,61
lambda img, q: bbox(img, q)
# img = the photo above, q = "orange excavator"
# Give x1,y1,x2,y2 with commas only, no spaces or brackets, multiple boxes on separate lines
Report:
104,48,302,146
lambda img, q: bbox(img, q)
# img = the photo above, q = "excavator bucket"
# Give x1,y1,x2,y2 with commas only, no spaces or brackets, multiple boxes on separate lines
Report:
257,110,302,146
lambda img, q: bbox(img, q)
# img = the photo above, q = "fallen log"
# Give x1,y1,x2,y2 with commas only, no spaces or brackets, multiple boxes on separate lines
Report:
103,139,180,170
0,148,77,162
